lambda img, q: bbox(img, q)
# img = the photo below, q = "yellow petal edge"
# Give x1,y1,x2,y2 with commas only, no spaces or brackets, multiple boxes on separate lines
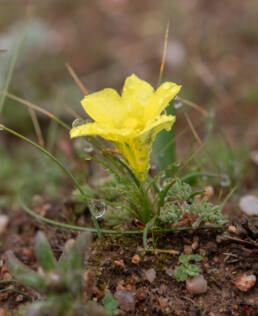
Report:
70,74,181,179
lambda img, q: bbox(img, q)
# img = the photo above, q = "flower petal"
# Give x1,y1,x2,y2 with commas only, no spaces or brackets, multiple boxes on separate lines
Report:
144,82,181,122
70,122,134,142
116,115,176,179
81,88,125,128
122,74,154,118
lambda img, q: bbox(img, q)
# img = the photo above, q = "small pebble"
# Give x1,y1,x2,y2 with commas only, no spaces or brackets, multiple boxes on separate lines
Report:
114,290,135,312
186,275,208,294
192,236,199,250
203,186,214,199
227,225,237,234
239,195,258,216
143,268,156,283
0,215,9,234
251,150,258,165
16,294,24,302
235,273,256,292
114,260,125,269
131,254,140,264
165,268,174,277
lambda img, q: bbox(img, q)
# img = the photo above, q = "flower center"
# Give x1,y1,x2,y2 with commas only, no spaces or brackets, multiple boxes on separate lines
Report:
123,117,141,130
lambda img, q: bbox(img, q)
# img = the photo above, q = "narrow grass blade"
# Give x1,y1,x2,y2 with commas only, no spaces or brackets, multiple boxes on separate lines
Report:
0,91,70,130
35,232,58,271
0,28,25,113
20,200,223,235
0,124,102,237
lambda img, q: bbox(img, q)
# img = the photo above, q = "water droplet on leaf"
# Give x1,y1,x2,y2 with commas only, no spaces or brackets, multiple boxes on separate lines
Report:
89,201,106,219
83,141,93,153
72,119,87,128
174,101,182,109
220,174,231,187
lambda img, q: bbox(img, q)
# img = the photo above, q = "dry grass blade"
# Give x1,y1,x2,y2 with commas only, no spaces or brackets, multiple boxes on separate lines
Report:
0,90,69,130
177,96,209,117
157,22,169,87
184,111,203,145
27,107,45,147
66,63,88,95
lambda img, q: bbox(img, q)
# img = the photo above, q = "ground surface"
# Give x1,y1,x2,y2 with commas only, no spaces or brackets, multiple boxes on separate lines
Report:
0,203,257,315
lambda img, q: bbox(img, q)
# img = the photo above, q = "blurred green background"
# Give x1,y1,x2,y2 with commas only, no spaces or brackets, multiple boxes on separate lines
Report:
0,0,257,206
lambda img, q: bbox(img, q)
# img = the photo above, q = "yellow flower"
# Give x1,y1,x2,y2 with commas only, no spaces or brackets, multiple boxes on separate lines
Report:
70,74,181,179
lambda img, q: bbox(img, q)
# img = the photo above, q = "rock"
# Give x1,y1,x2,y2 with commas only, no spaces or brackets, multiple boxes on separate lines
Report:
191,236,199,250
114,290,135,312
131,254,140,264
251,150,258,165
0,215,8,234
143,268,156,283
186,275,208,294
235,273,256,292
239,195,258,216
227,225,237,234
203,186,214,199
165,268,174,277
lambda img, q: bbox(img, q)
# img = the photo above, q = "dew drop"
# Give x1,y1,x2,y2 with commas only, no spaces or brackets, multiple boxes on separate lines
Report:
220,174,231,187
173,161,182,167
72,119,87,128
89,201,106,219
174,101,182,109
83,141,93,153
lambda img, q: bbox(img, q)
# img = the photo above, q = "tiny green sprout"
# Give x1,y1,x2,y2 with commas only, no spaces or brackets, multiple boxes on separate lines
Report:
174,254,203,282
102,293,119,316
6,231,108,316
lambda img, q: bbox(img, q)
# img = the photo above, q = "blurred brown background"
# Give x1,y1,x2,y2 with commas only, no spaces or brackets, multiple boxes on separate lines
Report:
1,0,257,143
0,0,257,203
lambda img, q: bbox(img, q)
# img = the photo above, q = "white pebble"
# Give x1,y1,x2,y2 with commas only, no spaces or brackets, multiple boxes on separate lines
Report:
186,275,208,294
0,215,9,234
143,268,156,283
239,195,258,216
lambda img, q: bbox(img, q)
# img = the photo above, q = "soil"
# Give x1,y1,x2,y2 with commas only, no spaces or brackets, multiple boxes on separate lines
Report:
0,202,257,316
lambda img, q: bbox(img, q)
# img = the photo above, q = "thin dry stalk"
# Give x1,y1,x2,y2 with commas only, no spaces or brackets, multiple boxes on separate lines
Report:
65,63,88,95
177,96,209,117
184,111,203,145
27,107,45,147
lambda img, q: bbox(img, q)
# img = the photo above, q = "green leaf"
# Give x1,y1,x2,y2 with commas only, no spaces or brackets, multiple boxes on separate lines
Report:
184,263,200,277
35,232,57,271
6,251,34,278
18,273,46,292
178,254,203,265
174,265,188,282
61,232,92,272
102,293,118,316
153,100,177,177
